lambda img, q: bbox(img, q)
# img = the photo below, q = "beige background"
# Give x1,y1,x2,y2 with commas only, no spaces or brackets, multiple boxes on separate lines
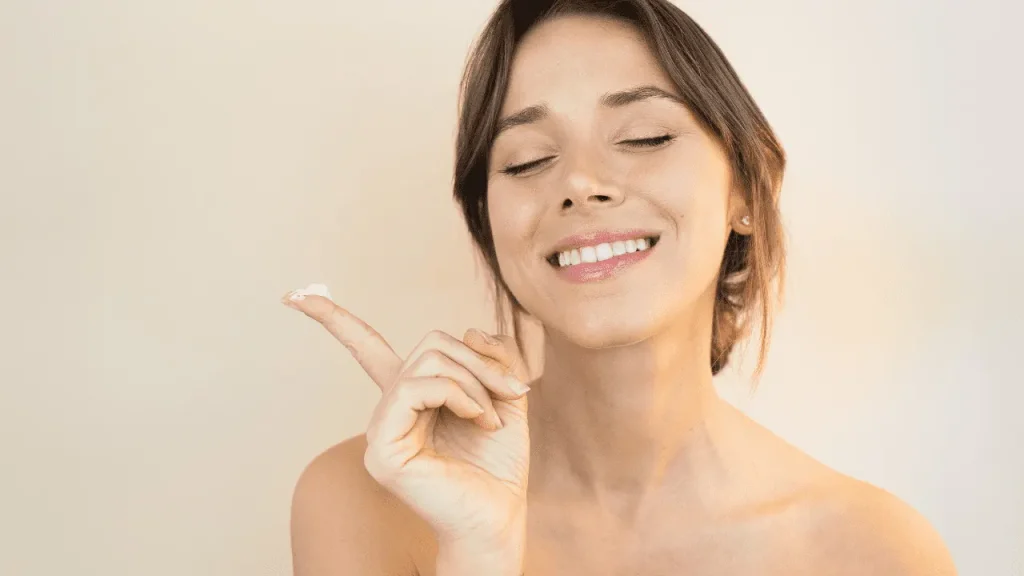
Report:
2,0,1021,574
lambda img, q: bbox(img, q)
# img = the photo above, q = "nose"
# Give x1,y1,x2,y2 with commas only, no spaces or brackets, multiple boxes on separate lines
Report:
560,154,624,212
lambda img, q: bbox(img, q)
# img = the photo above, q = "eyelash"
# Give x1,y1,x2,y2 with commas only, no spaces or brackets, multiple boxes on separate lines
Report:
500,134,675,176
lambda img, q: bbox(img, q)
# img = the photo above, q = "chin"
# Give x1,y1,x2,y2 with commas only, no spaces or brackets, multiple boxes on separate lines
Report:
544,305,663,350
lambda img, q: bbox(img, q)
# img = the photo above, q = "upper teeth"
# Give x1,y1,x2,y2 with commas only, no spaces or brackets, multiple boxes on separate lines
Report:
555,237,655,267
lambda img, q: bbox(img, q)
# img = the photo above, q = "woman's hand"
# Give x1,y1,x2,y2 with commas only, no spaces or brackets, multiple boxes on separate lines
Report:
281,287,531,565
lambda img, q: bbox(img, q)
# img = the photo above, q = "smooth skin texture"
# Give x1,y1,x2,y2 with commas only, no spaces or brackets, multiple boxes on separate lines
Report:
287,14,957,576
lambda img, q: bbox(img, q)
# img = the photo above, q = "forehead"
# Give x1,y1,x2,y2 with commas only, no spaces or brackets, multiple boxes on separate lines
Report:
501,14,676,112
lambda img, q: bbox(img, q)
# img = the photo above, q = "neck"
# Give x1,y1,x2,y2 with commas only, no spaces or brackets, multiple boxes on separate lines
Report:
528,303,732,517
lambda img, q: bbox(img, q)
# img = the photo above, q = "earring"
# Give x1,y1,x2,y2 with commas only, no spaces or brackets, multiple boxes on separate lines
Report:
740,215,751,226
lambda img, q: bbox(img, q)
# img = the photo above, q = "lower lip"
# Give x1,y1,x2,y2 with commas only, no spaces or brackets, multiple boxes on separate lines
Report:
550,244,657,284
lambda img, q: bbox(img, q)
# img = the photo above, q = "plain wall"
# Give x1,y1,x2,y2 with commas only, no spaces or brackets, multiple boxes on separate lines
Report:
1,0,1021,574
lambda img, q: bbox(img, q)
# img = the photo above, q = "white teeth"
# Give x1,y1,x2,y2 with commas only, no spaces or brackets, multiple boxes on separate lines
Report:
553,237,657,268
580,246,597,263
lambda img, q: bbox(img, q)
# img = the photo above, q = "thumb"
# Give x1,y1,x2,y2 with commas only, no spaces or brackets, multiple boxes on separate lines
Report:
464,328,531,384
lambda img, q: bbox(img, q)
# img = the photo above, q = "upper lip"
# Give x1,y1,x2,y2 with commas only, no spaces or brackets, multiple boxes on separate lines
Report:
545,228,662,257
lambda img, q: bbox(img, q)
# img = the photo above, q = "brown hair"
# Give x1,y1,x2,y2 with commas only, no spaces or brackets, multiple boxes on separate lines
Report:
452,0,786,380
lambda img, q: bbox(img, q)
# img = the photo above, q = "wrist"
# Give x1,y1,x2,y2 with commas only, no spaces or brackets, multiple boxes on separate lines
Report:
435,542,524,576
435,511,526,576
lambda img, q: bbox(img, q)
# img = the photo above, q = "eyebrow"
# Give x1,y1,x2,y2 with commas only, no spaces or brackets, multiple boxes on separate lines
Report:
493,85,684,137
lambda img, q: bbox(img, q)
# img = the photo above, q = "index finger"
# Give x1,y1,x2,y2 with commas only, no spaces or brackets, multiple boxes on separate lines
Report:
281,288,402,391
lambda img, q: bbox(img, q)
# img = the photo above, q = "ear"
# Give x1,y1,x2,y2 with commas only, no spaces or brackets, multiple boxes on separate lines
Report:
727,187,753,236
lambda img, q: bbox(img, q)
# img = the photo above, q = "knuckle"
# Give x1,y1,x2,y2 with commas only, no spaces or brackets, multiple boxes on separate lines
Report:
439,376,461,394
415,349,449,373
423,348,447,362
423,329,450,346
425,327,450,340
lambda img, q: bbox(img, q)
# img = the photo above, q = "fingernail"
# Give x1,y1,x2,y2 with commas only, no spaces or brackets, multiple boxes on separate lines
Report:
506,376,531,396
280,291,302,307
488,411,504,430
467,399,486,416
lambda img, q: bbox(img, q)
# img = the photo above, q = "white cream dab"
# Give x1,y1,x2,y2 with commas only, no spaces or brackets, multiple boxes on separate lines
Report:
288,283,333,301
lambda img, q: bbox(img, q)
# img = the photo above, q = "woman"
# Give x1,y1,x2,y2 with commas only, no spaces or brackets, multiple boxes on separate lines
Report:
283,1,956,574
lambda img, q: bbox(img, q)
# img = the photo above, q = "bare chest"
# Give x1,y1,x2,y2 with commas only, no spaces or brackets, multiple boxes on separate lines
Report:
411,506,841,576
523,529,820,576
519,500,833,576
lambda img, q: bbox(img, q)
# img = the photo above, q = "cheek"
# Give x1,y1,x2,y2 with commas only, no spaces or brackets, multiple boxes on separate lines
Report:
486,185,541,267
486,187,547,315
669,134,731,206
638,144,733,278
637,149,731,224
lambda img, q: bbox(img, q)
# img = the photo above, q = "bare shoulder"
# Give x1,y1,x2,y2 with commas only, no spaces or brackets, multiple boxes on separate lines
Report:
724,405,957,574
290,434,433,576
803,477,958,575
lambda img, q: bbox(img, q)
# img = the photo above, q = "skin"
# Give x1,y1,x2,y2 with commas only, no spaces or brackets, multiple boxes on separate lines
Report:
287,14,957,576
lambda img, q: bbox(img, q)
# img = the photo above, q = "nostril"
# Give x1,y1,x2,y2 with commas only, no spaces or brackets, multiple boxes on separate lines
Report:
562,195,613,209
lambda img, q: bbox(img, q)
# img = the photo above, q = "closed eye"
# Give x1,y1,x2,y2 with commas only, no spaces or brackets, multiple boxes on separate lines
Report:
500,135,675,176
620,134,675,147
501,155,556,176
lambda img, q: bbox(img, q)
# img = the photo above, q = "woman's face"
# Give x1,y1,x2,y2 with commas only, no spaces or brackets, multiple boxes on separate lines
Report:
487,14,745,349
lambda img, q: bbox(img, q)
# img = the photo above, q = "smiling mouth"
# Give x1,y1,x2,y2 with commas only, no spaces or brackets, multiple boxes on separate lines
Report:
545,235,661,268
